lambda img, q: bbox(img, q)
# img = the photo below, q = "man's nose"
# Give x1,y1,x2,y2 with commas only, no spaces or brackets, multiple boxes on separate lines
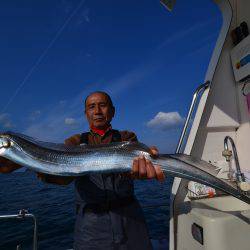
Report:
94,105,102,114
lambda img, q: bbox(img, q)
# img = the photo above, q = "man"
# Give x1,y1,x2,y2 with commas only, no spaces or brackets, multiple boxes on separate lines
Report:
0,91,164,250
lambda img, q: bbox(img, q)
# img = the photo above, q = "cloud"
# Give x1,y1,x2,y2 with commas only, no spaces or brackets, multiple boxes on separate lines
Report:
185,33,218,58
0,113,14,129
103,22,215,98
61,0,74,14
24,99,83,142
158,20,215,50
22,58,160,142
77,8,90,24
61,1,90,27
1,0,86,114
104,63,159,97
59,100,67,106
22,83,99,142
29,110,41,121
22,61,157,142
147,111,184,131
65,117,78,126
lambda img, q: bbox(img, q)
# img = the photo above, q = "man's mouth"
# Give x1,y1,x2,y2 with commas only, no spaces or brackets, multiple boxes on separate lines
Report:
94,117,104,121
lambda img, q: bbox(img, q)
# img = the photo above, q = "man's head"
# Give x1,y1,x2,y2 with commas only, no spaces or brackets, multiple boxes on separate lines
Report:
84,91,115,129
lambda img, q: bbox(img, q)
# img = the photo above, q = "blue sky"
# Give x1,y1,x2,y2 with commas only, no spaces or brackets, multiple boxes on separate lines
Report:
0,0,221,152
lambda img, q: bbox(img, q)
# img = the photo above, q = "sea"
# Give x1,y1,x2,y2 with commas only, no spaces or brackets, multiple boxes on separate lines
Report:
0,172,172,250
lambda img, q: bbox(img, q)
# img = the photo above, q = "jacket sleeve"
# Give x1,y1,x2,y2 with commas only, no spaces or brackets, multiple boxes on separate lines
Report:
0,157,22,173
64,133,82,146
120,131,138,142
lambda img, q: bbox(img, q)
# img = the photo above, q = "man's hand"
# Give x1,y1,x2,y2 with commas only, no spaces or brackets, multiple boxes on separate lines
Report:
0,157,22,173
131,146,165,182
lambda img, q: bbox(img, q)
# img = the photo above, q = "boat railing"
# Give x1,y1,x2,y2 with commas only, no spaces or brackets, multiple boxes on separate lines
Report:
175,80,210,154
140,82,211,211
0,209,38,250
173,80,211,200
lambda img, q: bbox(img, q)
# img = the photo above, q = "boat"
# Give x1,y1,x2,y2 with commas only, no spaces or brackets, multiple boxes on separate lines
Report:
1,1,249,249
161,0,250,249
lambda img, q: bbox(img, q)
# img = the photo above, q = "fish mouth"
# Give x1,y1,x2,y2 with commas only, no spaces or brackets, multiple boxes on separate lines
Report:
0,137,11,149
0,147,6,155
0,137,11,155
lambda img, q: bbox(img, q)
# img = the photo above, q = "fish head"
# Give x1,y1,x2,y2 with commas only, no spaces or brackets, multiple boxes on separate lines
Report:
0,134,12,155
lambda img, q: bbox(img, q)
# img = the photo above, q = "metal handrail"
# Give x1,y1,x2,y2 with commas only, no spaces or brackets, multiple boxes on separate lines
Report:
0,209,38,250
175,80,210,154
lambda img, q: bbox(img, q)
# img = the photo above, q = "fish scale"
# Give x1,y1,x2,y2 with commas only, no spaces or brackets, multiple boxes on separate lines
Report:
0,131,249,204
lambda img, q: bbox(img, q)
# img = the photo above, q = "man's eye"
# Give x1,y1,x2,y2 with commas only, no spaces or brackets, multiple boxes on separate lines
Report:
88,105,95,109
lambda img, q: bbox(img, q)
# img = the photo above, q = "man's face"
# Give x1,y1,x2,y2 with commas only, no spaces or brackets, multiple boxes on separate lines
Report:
85,93,115,129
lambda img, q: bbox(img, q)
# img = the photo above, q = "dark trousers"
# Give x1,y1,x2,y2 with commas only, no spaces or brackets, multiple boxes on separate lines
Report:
74,200,152,250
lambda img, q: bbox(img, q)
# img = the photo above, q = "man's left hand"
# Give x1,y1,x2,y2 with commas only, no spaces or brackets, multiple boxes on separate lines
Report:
131,146,165,182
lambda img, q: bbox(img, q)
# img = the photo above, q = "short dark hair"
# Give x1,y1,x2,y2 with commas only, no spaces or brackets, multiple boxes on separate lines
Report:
84,91,114,108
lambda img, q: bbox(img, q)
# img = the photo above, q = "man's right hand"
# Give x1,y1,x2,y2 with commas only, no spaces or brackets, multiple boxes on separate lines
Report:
0,157,22,173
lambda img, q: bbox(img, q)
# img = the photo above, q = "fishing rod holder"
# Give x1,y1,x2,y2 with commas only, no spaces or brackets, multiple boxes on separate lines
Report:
0,209,38,250
223,136,250,192
223,136,245,183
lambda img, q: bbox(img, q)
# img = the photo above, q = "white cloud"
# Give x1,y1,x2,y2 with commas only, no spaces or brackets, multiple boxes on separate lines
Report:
0,113,14,129
65,117,78,126
78,8,90,24
158,20,214,50
22,61,159,142
147,111,184,131
61,0,73,13
29,110,41,121
59,100,67,106
104,63,159,96
23,87,94,142
62,1,90,26
22,62,157,142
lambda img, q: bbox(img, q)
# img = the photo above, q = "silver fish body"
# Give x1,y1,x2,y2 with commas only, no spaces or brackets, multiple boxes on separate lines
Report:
0,131,249,204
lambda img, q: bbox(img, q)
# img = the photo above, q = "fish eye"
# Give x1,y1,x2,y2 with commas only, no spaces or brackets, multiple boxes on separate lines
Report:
0,137,11,148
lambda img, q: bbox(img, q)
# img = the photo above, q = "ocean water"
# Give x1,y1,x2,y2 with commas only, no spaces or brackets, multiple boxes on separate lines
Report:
0,172,171,250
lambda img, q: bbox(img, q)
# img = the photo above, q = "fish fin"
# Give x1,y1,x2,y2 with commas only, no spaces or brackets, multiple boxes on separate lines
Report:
4,131,85,152
168,153,220,176
6,131,149,152
3,131,151,156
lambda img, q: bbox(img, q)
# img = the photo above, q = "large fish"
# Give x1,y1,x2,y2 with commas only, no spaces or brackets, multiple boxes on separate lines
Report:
0,131,249,204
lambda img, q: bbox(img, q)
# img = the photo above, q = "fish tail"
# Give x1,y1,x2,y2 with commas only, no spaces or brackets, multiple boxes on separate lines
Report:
153,153,250,204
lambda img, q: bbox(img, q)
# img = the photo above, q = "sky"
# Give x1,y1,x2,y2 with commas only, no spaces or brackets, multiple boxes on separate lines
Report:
0,0,221,152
